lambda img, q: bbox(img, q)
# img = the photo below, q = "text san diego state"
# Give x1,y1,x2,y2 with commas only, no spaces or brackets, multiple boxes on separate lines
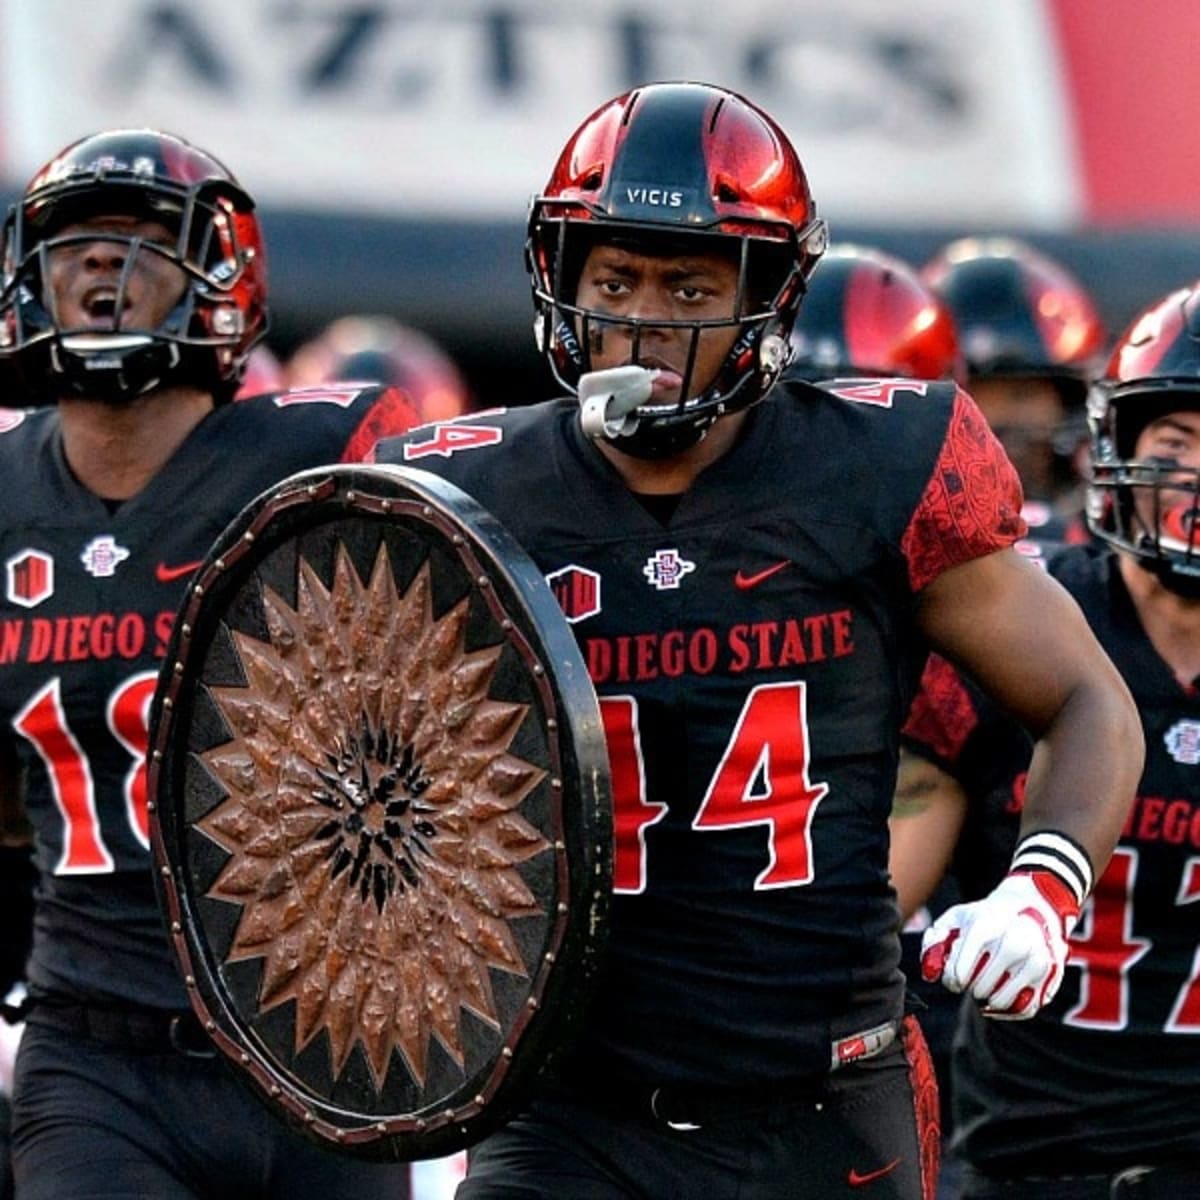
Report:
0,612,176,664
585,610,854,684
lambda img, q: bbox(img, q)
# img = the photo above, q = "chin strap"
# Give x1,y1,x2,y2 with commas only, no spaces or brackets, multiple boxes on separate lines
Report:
577,366,661,439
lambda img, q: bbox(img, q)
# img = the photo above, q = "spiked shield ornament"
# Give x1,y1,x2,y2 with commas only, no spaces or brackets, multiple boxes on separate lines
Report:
147,464,611,1160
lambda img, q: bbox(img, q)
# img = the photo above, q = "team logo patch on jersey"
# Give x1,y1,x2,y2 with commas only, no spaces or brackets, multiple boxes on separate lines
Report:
5,549,53,608
1165,719,1200,765
642,549,695,590
81,536,130,578
546,564,602,622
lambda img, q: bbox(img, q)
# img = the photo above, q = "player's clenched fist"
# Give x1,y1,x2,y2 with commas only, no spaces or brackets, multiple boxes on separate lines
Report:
920,831,1091,1020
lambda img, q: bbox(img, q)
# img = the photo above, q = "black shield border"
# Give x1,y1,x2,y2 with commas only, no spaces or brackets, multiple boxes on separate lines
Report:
147,464,611,1160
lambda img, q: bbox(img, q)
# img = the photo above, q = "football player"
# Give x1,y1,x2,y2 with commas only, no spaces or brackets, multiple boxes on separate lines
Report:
921,237,1107,540
0,129,419,1199
891,282,1200,1196
372,82,1142,1199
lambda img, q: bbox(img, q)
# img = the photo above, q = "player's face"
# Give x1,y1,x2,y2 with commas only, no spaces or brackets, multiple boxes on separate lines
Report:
969,376,1068,498
45,214,187,333
575,243,742,402
1131,409,1200,552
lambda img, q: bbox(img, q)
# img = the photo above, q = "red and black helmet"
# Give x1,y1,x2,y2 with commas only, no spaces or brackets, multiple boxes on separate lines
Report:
920,236,1104,400
0,128,268,405
285,315,473,422
1087,282,1200,586
526,81,827,456
787,244,962,382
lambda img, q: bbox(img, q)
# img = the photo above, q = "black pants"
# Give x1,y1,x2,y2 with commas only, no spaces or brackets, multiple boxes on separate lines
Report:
12,1016,412,1200
962,1164,1200,1200
457,1019,939,1200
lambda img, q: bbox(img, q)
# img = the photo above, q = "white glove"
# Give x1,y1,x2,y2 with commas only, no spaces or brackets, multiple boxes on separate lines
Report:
920,870,1081,1019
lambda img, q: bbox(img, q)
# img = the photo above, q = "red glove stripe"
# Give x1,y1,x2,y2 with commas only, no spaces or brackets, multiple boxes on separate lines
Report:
1012,869,1081,929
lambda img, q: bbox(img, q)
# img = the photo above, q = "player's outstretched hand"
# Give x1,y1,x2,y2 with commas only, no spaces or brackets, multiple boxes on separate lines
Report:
919,871,1081,1020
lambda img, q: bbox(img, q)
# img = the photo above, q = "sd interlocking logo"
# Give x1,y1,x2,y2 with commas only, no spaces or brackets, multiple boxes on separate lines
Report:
642,549,695,591
81,536,130,578
1165,720,1200,765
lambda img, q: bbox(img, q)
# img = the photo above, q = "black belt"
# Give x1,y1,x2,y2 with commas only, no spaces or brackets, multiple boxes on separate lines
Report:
965,1163,1200,1199
27,998,217,1059
555,1020,900,1132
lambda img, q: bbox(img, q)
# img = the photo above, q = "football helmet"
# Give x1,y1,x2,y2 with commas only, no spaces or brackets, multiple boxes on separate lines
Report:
0,128,267,405
921,237,1104,490
921,237,1104,390
285,315,473,422
527,81,827,458
1087,282,1200,587
788,244,962,382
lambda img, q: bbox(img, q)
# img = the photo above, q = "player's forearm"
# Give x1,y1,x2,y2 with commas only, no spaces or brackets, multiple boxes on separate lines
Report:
1019,675,1143,877
889,751,966,920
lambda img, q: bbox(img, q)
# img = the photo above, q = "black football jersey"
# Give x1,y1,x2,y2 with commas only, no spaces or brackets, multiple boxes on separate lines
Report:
375,377,1024,1089
903,543,1200,1172
0,385,420,1009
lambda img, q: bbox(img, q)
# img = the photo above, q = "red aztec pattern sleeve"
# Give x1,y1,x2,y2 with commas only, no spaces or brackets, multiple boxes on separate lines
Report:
340,386,423,463
902,653,979,771
900,387,1026,592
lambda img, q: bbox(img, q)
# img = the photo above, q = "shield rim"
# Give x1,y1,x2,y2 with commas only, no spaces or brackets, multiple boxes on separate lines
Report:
147,463,611,1159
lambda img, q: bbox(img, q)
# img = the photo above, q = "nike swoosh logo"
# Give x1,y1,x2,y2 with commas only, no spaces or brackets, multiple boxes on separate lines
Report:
734,560,790,590
155,560,203,583
848,1158,902,1187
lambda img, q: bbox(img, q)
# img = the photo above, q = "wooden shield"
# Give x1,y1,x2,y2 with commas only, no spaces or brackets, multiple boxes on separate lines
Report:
147,464,611,1160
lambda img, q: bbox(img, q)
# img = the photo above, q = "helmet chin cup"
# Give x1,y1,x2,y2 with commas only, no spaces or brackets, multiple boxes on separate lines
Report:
48,332,181,401
59,332,153,355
